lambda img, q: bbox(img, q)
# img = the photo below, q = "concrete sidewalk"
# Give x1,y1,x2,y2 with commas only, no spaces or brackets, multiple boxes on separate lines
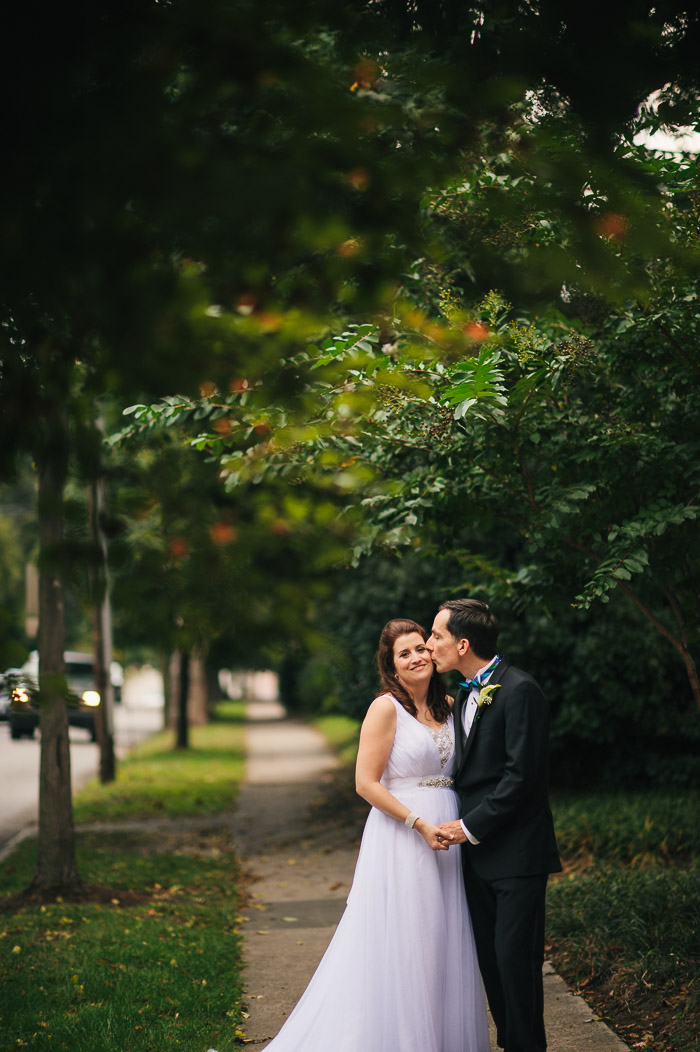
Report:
230,699,628,1052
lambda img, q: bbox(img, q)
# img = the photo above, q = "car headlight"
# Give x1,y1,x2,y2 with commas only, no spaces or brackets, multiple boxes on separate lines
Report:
82,690,101,707
12,687,29,704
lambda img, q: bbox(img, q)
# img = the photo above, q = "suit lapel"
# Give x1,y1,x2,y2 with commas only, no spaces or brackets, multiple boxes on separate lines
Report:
459,707,480,769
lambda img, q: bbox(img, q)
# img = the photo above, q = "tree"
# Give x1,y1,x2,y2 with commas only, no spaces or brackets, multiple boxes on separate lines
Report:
2,0,427,893
165,133,700,735
107,418,355,733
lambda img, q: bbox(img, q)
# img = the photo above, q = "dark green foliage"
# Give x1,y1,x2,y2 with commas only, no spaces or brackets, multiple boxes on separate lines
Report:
549,865,700,958
548,791,700,1052
0,473,36,668
546,791,700,1050
503,597,700,790
293,552,460,718
552,792,700,866
298,552,700,789
548,863,700,1052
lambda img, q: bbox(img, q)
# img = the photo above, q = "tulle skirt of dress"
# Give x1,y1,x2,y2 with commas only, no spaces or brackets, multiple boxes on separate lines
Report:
262,781,489,1052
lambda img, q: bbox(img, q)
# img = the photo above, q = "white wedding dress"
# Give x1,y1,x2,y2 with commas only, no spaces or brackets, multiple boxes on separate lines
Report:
262,695,490,1052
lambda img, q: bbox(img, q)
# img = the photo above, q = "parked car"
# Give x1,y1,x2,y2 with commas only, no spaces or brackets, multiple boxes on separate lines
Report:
8,651,106,741
0,668,24,722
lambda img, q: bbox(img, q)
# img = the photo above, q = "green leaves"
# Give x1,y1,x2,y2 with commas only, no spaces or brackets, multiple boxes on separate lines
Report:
443,348,507,420
575,502,700,607
309,324,379,369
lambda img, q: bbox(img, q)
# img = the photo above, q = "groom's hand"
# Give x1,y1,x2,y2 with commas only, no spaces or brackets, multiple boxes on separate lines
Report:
437,821,467,845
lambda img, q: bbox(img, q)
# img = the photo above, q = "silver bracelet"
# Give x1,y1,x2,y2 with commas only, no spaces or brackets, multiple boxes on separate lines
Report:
404,811,420,829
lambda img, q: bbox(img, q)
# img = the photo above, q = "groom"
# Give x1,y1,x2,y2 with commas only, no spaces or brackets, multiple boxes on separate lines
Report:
427,599,561,1052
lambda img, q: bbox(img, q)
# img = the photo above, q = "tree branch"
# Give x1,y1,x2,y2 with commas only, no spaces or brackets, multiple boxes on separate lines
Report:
564,534,700,713
652,319,700,382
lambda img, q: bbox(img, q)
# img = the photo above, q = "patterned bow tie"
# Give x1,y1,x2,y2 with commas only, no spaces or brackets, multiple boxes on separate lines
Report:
458,655,501,693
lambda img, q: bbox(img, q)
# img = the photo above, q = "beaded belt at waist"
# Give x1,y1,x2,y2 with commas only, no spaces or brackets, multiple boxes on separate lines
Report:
384,775,455,790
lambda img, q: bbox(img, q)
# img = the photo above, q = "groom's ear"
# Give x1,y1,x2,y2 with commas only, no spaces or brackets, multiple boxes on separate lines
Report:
457,638,470,657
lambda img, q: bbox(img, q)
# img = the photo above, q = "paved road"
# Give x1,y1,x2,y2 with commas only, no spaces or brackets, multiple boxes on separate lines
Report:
0,666,164,852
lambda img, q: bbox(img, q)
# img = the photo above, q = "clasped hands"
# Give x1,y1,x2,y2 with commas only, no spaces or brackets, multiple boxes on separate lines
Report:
422,819,467,851
437,820,467,845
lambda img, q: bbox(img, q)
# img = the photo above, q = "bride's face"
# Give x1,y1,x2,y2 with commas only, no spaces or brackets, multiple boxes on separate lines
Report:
392,632,434,692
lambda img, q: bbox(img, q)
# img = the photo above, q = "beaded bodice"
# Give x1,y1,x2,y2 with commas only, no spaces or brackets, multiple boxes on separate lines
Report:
426,720,453,770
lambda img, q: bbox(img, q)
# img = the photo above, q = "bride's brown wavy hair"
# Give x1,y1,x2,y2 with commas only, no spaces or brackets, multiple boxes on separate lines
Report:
376,618,450,723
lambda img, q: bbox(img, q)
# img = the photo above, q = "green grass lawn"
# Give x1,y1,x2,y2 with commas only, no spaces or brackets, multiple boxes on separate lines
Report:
74,701,246,824
310,714,360,766
1,702,248,1052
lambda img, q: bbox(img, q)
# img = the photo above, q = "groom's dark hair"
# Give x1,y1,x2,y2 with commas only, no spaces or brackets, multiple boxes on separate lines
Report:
440,599,499,660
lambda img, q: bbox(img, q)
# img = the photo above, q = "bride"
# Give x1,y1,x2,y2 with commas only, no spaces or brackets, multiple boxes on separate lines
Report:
260,618,490,1052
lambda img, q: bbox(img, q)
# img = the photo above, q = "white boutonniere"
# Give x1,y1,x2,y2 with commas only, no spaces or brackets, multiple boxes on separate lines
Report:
476,683,501,710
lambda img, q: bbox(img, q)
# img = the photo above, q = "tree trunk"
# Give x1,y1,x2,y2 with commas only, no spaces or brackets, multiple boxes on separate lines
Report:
29,425,82,894
176,649,190,750
89,471,116,783
92,587,116,782
187,649,209,725
615,579,700,715
160,650,171,730
205,660,221,718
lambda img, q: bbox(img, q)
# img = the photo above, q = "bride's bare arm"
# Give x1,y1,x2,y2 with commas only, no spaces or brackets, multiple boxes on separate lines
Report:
355,695,452,851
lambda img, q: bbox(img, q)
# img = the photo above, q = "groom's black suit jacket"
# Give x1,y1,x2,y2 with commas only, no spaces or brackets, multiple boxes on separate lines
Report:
453,659,562,881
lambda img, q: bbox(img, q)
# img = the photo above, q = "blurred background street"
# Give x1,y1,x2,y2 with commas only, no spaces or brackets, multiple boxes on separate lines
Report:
0,666,163,852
